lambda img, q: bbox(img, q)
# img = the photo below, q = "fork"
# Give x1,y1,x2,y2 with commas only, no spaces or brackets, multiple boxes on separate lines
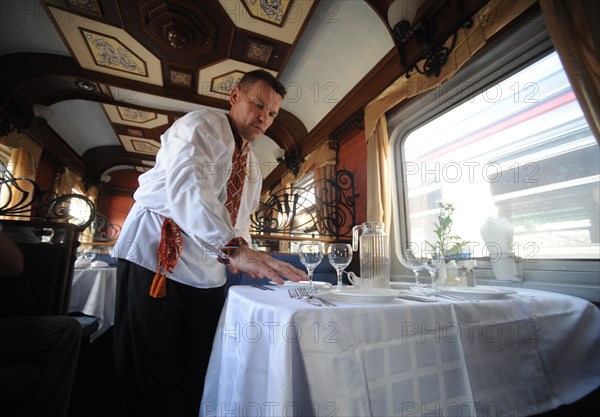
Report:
297,287,336,306
288,288,322,306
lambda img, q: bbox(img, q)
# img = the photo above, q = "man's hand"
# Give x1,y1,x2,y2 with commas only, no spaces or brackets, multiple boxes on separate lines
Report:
227,245,307,285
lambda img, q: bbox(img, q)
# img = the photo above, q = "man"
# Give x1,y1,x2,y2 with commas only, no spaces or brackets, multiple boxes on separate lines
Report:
113,70,306,417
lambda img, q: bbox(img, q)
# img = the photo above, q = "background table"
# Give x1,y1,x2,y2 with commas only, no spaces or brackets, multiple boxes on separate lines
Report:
201,285,599,417
69,267,117,342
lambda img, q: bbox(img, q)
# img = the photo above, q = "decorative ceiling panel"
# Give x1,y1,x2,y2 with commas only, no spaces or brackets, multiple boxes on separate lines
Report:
81,29,148,76
102,104,169,128
117,0,233,69
120,135,161,155
138,0,217,56
197,60,277,100
48,6,164,85
241,0,293,26
218,0,315,44
66,0,102,16
210,71,245,95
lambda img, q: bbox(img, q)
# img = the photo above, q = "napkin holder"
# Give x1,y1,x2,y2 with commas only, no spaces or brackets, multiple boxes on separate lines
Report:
90,260,109,268
490,253,523,281
480,217,522,282
74,258,91,269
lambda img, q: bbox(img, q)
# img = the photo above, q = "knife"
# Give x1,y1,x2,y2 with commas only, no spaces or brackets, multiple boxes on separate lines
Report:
251,284,270,291
397,294,437,302
252,284,275,291
309,295,336,306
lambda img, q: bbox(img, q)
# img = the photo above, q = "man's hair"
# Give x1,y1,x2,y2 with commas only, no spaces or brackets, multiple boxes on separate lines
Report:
237,70,286,99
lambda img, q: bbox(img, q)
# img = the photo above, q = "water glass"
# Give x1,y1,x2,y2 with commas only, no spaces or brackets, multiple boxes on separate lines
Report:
423,256,444,294
399,249,429,294
82,248,96,262
299,241,324,293
327,243,352,291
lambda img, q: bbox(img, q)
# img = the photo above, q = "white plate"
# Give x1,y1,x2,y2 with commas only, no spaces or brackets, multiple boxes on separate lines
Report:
274,280,332,289
437,286,518,300
322,288,404,303
390,281,413,290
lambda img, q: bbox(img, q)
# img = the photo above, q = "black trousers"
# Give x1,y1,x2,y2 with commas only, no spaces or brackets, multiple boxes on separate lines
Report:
113,259,226,417
0,315,82,417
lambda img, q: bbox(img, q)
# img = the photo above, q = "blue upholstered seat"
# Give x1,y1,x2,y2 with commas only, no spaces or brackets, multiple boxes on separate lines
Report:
91,254,118,267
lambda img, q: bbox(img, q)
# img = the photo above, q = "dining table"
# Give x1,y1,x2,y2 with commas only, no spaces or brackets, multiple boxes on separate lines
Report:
200,283,599,417
69,266,117,342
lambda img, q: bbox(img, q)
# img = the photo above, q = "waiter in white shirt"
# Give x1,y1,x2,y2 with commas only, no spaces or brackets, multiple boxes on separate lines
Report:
112,70,307,417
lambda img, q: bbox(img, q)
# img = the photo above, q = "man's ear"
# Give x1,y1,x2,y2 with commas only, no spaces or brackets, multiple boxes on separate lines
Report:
230,86,240,106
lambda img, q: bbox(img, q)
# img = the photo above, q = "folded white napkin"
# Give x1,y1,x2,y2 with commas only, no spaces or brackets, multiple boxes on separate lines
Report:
480,217,521,281
74,258,91,268
90,260,109,268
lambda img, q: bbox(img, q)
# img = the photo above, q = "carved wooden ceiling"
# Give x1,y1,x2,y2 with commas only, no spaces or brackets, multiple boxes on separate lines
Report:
0,0,493,194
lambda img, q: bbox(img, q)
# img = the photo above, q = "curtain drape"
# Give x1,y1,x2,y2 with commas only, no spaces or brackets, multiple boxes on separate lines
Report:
55,167,81,196
363,0,537,234
279,141,336,186
539,0,600,144
366,116,391,230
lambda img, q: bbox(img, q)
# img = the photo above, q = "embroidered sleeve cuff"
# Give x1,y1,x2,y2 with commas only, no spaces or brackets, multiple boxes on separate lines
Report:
217,237,248,264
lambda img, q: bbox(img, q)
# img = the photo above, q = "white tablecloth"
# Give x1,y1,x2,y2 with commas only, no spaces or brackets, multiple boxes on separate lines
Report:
201,286,599,417
69,267,117,342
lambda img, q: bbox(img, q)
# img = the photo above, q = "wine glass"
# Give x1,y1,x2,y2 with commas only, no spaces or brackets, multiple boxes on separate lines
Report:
82,247,96,263
299,241,324,293
398,247,428,294
423,256,444,294
327,243,353,291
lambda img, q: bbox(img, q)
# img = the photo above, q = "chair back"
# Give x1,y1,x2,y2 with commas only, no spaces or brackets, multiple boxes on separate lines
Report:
0,221,79,316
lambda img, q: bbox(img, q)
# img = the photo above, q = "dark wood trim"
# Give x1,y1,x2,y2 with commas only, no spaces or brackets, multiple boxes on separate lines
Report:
24,122,86,177
328,109,365,150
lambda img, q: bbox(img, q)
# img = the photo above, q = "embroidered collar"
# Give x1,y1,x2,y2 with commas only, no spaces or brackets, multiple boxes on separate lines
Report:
226,114,245,151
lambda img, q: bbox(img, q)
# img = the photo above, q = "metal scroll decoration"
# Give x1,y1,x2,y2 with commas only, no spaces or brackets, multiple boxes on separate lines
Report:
0,162,95,231
250,169,356,239
82,212,121,242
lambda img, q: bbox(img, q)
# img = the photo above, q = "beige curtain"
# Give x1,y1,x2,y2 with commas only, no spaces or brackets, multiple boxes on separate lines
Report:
86,184,99,206
366,116,391,230
540,0,600,144
364,0,537,232
278,141,336,187
0,131,43,164
55,167,81,196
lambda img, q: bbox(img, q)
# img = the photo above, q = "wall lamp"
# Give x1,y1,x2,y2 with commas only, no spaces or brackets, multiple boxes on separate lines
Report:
273,148,286,163
0,102,52,136
273,148,301,176
387,0,473,78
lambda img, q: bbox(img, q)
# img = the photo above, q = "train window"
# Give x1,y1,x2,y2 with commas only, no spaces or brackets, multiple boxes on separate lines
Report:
388,5,599,269
395,50,598,260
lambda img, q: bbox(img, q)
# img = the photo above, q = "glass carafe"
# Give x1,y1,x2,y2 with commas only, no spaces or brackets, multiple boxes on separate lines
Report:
352,221,390,289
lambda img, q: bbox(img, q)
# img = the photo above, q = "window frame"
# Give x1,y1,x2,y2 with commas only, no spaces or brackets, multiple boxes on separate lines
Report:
386,9,600,302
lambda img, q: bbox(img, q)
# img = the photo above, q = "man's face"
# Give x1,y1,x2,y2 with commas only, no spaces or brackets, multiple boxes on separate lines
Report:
229,79,282,142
